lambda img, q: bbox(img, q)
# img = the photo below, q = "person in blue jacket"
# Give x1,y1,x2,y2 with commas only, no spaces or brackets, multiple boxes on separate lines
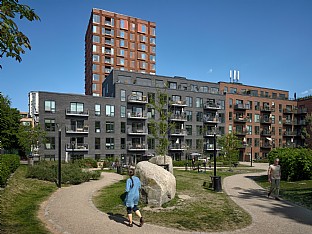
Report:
124,168,144,227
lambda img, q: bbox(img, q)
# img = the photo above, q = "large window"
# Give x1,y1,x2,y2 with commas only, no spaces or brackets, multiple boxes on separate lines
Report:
45,137,55,150
95,104,101,116
70,102,84,114
121,106,126,118
186,96,192,107
195,97,203,108
186,125,192,135
106,105,115,117
106,138,115,149
106,121,114,133
120,90,126,101
196,112,203,122
44,119,55,131
95,121,101,133
121,122,126,133
95,138,101,150
44,100,55,113
185,110,192,121
148,138,155,149
93,14,100,23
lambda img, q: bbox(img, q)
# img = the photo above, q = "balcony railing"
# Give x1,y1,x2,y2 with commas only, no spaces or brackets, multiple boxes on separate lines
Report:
203,130,220,137
204,143,221,151
66,109,89,116
294,120,307,125
283,119,293,125
294,108,308,114
283,131,296,136
127,144,148,151
127,94,148,104
260,106,274,112
283,108,294,114
65,125,89,134
260,118,272,124
234,130,248,136
260,143,272,148
234,104,249,110
168,144,187,150
169,100,188,107
170,113,187,121
65,143,89,151
127,112,147,119
260,130,272,136
203,116,219,123
169,129,187,136
203,103,221,110
127,127,148,135
234,117,248,123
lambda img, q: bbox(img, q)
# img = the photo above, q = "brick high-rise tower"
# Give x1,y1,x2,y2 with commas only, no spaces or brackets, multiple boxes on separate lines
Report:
85,8,156,96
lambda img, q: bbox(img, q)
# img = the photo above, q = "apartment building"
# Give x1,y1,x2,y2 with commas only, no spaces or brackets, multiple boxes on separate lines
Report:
85,9,156,97
219,82,308,161
29,70,225,164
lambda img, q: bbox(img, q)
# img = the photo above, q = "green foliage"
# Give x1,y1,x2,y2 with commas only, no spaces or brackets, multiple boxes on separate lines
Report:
268,148,312,181
172,160,188,167
72,158,98,168
26,161,101,185
0,154,20,187
0,93,21,150
218,133,241,167
0,0,40,68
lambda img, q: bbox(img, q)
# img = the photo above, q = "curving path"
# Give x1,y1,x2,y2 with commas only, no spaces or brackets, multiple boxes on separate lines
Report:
39,164,312,234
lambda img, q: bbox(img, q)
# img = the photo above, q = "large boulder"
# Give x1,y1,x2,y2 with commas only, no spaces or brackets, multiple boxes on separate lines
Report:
136,161,176,207
148,155,173,174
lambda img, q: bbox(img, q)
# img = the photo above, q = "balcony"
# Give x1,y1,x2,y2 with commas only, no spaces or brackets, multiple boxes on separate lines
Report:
260,143,272,149
234,117,248,123
234,104,249,110
170,113,187,121
260,106,274,112
234,130,248,136
127,144,148,151
169,100,188,107
283,108,294,114
260,118,271,124
127,94,148,104
260,130,272,136
127,127,148,135
283,119,293,125
127,112,147,120
204,143,221,151
65,125,89,134
294,108,308,114
169,129,187,136
204,103,221,110
294,120,307,125
168,143,186,151
66,109,89,117
283,131,296,137
203,116,219,124
65,143,89,151
203,130,220,137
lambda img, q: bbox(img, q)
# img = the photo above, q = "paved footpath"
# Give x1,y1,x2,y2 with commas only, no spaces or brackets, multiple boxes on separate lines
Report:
39,163,312,234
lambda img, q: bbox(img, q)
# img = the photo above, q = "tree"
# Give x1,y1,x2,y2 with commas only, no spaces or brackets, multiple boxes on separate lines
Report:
218,132,241,170
17,124,46,156
0,0,40,68
148,87,175,162
0,93,21,150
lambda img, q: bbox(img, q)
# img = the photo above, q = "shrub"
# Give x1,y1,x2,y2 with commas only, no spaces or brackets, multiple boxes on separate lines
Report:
268,148,312,181
26,161,101,185
0,154,20,187
172,160,188,167
72,158,98,168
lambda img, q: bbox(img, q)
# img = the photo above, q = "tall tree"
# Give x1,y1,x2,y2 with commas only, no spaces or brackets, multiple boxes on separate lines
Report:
0,0,40,68
217,132,241,169
0,93,21,149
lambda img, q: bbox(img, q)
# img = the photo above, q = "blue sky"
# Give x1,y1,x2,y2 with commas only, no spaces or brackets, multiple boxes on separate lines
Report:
1,0,312,111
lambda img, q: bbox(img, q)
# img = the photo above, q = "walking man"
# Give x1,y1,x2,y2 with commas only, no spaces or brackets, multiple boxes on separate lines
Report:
268,158,281,200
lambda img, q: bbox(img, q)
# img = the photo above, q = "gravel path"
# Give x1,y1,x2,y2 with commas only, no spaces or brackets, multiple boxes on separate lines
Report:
39,164,312,234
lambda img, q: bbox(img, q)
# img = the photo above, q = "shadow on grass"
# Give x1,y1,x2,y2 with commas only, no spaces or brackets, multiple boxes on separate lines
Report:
227,174,312,226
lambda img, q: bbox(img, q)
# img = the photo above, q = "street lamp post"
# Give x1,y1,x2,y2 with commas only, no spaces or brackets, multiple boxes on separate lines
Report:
213,132,217,177
58,128,61,188
250,146,253,167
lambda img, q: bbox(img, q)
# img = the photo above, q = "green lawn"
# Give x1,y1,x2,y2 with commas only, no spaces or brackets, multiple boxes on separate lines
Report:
254,175,312,210
0,165,57,234
93,168,252,232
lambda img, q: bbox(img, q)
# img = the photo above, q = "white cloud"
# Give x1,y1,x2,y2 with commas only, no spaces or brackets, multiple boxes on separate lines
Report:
207,68,213,74
301,90,309,95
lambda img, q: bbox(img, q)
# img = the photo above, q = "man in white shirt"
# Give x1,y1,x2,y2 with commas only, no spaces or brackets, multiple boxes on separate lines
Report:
268,158,281,200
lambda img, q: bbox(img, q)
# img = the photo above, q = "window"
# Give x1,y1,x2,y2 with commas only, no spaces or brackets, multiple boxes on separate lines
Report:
186,125,192,135
119,30,125,38
148,138,155,149
70,102,84,114
150,55,156,62
229,125,232,133
169,82,177,89
93,35,100,43
210,87,219,94
92,84,98,91
255,126,260,135
191,84,198,92
120,90,126,101
95,104,100,116
229,112,232,121
106,105,115,117
196,139,203,149
120,39,125,47
106,138,114,149
279,116,282,124
186,110,192,121
150,27,156,36
106,121,114,133
121,138,126,149
186,96,193,107
92,64,98,71
229,98,233,108
121,106,126,118
196,112,203,122
45,137,55,150
44,100,55,113
271,115,275,124
95,138,101,150
93,45,97,52
254,138,260,147
230,87,237,94
279,104,282,113
93,14,100,23
121,122,126,133
247,125,252,135
186,139,192,148
150,37,156,44
93,55,99,62
255,114,260,123
195,97,203,108
93,74,100,81
196,125,203,136
255,101,260,111
120,19,126,29
147,108,155,119
151,46,156,53
200,86,209,92
44,119,55,131
95,121,101,133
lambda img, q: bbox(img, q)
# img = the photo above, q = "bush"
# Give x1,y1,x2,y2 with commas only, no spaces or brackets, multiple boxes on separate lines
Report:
26,161,101,185
72,158,98,168
172,160,188,167
0,154,20,187
268,148,312,181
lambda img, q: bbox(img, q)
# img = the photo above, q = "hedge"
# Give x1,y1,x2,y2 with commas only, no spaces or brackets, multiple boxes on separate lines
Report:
0,154,20,187
268,148,312,181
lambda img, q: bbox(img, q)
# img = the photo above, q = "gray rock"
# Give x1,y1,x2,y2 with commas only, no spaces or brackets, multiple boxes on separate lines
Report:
136,161,176,207
148,155,173,174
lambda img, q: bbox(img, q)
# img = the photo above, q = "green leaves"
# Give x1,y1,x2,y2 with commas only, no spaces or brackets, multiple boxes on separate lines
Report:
0,0,40,68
